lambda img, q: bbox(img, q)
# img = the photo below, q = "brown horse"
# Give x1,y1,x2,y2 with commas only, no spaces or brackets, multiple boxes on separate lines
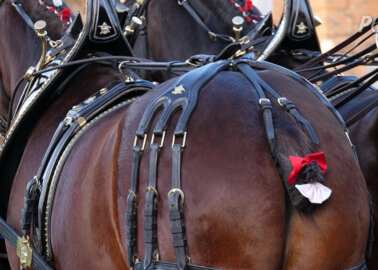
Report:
0,0,372,269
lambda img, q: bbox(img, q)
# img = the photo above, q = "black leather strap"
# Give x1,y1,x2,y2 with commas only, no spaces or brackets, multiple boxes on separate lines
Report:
143,143,160,268
20,179,38,237
236,62,319,145
169,144,189,270
178,0,233,42
10,0,35,30
127,145,143,267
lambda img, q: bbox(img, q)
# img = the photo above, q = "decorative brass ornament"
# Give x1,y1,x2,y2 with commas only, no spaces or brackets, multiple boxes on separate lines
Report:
72,105,82,112
84,96,96,104
100,88,108,95
17,236,32,268
296,22,308,34
98,22,112,35
77,117,87,127
124,16,142,36
172,85,185,95
34,20,48,71
232,16,244,42
24,66,36,81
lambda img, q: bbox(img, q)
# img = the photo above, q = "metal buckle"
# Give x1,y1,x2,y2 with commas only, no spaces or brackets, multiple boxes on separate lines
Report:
145,186,159,201
168,188,185,205
128,189,137,199
259,98,271,105
133,134,147,151
208,31,217,41
171,132,187,148
17,236,32,269
151,131,166,148
277,97,287,106
64,116,73,126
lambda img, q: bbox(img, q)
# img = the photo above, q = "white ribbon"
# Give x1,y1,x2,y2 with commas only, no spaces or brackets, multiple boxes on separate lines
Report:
295,182,332,204
52,0,63,7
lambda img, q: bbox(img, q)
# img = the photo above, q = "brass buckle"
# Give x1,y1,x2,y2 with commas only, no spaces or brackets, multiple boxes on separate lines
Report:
151,131,166,148
128,189,137,199
171,132,187,148
277,97,287,106
168,188,185,205
133,134,147,151
145,186,159,201
17,236,32,269
259,98,271,105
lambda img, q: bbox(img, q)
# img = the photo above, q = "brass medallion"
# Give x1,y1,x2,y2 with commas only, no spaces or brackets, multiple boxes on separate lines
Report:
98,22,112,35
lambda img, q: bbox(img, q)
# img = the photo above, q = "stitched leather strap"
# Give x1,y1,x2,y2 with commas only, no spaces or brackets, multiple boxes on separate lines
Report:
127,145,143,267
237,62,319,144
178,0,233,42
143,143,160,268
169,144,189,270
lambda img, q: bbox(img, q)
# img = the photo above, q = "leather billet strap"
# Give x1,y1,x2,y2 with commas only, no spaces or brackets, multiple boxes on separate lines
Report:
143,143,160,268
236,62,319,145
126,145,143,266
127,61,230,269
177,0,233,42
169,144,189,270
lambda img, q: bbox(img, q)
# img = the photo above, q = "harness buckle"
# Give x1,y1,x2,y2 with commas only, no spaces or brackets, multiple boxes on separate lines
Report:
145,186,159,201
168,188,185,205
151,131,166,148
259,98,271,105
277,97,288,106
16,236,32,269
172,132,187,148
134,134,147,151
208,32,217,41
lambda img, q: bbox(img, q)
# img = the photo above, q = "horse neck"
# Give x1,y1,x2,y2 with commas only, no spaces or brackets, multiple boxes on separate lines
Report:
0,0,65,93
144,0,257,61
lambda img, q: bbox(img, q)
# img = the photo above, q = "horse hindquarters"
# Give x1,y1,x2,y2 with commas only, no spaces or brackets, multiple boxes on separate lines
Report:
44,70,369,269
347,106,378,270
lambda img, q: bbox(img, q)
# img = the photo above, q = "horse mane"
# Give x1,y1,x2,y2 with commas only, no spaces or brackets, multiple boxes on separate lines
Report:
191,0,260,36
12,0,68,39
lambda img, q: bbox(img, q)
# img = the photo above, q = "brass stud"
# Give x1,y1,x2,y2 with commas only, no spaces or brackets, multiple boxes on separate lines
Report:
100,88,108,95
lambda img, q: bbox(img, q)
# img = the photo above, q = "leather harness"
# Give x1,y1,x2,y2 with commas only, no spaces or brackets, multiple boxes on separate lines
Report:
126,58,365,270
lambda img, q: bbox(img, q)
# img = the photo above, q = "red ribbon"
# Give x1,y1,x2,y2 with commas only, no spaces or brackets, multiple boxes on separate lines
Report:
245,0,253,11
61,8,71,22
288,152,327,184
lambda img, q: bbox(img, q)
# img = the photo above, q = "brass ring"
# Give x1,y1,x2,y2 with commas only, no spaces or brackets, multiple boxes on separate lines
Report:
168,188,184,205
